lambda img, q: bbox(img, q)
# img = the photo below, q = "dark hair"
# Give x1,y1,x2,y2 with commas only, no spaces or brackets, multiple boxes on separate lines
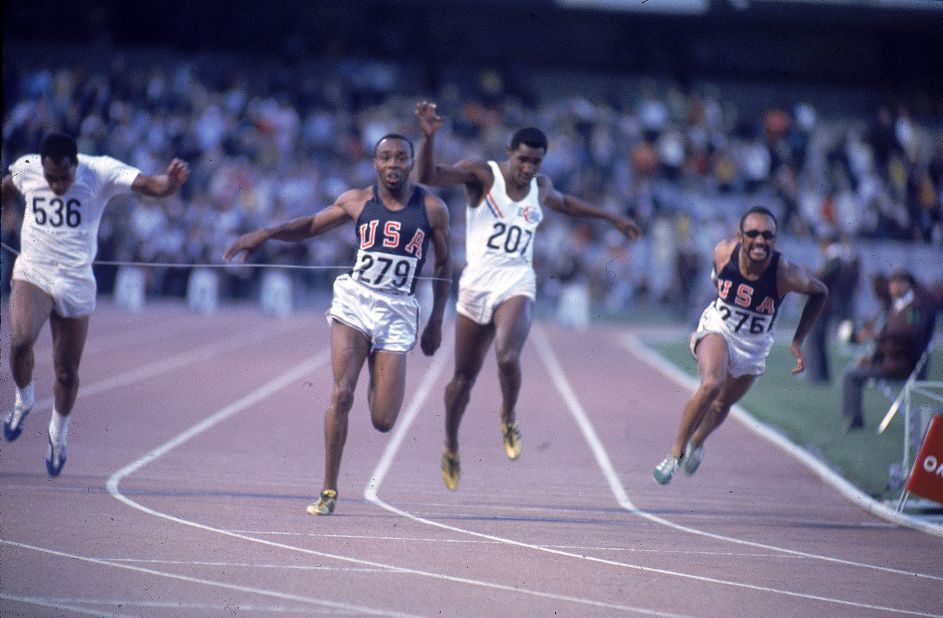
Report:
889,268,915,286
374,133,414,158
40,133,79,165
510,127,548,152
739,206,778,232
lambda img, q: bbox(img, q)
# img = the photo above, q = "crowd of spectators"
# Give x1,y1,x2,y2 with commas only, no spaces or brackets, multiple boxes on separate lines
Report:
3,51,942,318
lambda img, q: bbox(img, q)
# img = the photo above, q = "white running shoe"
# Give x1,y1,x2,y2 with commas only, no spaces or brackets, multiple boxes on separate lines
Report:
3,402,33,442
45,434,67,477
653,455,680,485
682,442,704,476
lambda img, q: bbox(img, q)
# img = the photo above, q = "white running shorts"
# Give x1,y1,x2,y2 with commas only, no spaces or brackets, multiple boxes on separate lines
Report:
327,274,419,353
689,327,767,378
456,265,536,326
12,258,97,318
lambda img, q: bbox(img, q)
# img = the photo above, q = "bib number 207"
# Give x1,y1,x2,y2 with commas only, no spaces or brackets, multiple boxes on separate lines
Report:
486,222,533,255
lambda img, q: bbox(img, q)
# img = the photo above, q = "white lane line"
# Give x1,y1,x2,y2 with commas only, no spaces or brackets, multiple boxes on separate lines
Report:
0,539,401,617
626,332,943,535
619,331,943,541
100,349,429,618
106,350,329,485
102,558,389,572
233,530,499,544
0,595,347,615
29,317,306,413
363,341,690,618
362,349,449,497
538,326,943,576
530,324,943,615
104,345,662,616
0,591,142,618
25,312,184,368
244,498,895,528
232,531,803,557
106,345,668,615
362,323,942,618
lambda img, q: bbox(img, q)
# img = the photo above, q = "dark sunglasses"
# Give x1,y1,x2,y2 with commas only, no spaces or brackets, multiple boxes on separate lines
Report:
742,230,775,240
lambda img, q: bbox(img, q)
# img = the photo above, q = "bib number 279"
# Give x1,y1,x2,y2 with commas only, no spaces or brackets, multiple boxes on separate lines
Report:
354,252,415,291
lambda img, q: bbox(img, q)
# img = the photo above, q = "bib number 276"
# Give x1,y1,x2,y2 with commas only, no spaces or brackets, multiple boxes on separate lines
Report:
716,304,770,334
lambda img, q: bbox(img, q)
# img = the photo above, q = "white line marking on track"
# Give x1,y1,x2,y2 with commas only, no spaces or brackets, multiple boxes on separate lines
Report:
0,594,344,615
0,539,413,617
619,331,943,541
537,326,943,578
102,558,389,572
535,325,943,613
362,323,941,618
106,350,329,486
104,344,668,615
23,311,185,369
29,316,306,413
232,530,802,557
0,592,142,618
93,321,938,617
99,350,425,618
232,530,497,543
364,341,691,617
238,497,899,528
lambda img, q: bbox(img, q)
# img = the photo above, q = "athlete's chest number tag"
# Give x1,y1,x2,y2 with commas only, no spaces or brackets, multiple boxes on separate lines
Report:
486,222,534,255
354,251,417,291
33,197,82,228
716,303,770,334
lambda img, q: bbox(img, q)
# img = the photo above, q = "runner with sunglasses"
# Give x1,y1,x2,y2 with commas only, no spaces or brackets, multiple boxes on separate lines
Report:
652,206,828,485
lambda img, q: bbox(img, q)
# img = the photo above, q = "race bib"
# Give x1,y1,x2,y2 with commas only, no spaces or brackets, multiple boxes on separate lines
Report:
352,250,418,293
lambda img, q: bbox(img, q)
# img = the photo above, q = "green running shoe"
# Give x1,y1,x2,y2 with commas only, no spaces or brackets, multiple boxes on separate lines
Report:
653,455,680,485
682,442,704,476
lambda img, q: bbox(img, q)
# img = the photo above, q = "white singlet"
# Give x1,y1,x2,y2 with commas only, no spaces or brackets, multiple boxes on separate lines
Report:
12,153,141,273
457,161,543,325
10,153,141,316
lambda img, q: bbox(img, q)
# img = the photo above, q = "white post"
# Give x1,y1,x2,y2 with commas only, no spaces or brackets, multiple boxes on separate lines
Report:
187,268,219,314
114,266,146,311
260,270,293,317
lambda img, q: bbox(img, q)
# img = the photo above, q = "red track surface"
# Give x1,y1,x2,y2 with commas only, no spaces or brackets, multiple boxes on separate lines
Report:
1,301,941,617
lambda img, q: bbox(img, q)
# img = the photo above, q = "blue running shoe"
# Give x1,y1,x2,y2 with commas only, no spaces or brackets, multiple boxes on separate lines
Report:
45,434,67,477
4,403,33,441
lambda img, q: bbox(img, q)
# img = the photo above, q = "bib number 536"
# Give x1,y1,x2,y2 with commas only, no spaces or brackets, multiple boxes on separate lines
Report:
33,197,81,228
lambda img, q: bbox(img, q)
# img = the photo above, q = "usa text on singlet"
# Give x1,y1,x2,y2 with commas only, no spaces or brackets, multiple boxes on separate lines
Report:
350,185,431,295
712,244,784,343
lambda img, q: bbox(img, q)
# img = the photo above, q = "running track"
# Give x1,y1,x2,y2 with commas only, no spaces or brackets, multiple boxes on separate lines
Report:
1,301,941,617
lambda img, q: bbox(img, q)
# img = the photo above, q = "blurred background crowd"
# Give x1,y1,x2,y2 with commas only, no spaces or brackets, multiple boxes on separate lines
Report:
3,0,942,326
